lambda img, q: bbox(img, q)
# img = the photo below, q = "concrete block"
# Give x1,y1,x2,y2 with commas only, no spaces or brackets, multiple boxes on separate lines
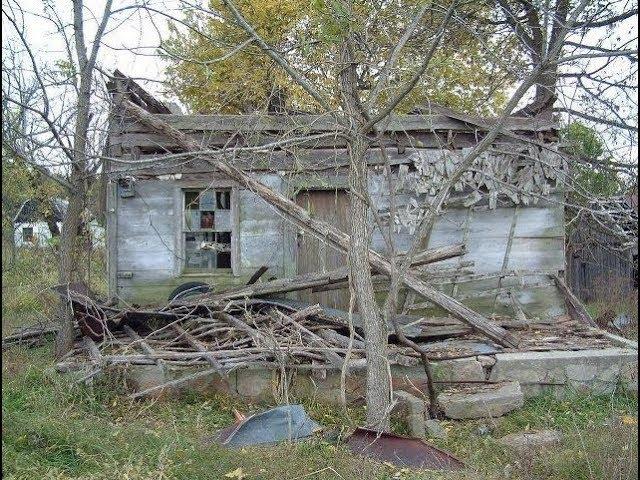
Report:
498,429,563,452
438,381,524,419
126,365,167,396
601,332,638,350
392,390,427,437
425,419,448,440
477,355,497,368
235,367,274,400
392,358,485,395
290,370,366,405
433,358,486,382
489,348,638,397
392,390,427,416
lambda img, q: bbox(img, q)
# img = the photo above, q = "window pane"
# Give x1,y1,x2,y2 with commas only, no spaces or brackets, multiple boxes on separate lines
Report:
185,191,199,210
200,211,215,229
215,210,231,231
183,188,234,272
185,232,216,270
185,210,200,231
200,190,215,209
216,191,231,209
217,251,231,268
216,231,231,245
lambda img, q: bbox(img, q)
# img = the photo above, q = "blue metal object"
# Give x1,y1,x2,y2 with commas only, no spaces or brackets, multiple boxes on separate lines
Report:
217,404,322,448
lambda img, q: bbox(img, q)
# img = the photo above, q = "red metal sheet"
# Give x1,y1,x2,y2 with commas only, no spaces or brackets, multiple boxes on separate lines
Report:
345,427,464,471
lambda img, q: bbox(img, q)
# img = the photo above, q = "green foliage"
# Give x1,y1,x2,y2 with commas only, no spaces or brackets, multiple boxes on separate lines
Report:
561,122,622,199
1,152,65,236
562,122,605,160
164,0,520,115
1,245,107,335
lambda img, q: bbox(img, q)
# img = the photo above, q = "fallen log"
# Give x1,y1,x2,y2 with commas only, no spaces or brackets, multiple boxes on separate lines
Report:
2,325,59,348
122,100,519,348
171,323,227,375
550,274,597,328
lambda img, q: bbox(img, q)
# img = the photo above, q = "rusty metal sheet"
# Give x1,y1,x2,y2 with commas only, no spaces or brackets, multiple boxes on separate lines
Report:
345,427,464,471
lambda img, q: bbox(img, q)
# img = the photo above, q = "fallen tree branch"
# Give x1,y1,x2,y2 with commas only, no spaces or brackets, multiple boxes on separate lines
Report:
122,100,519,348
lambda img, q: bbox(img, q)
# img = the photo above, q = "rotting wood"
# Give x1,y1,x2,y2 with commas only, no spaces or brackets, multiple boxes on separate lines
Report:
83,336,103,363
550,273,598,327
123,325,158,357
118,112,556,134
275,308,344,367
190,244,464,302
121,101,520,347
2,325,59,348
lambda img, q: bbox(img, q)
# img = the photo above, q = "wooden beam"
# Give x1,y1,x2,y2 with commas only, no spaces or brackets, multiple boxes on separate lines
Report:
550,273,598,328
83,336,102,363
119,113,555,134
191,244,465,303
246,266,269,285
122,100,520,348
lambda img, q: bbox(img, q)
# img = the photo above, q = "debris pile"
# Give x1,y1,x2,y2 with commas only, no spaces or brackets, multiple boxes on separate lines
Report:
49,274,617,391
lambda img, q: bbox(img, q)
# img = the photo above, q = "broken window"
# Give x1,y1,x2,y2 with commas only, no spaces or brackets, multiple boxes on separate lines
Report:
183,189,233,271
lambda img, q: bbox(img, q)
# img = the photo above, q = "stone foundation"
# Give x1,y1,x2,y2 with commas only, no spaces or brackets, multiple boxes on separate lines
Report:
122,345,638,411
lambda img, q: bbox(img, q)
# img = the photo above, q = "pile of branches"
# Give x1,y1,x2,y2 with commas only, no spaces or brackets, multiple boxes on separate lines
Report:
54,289,425,383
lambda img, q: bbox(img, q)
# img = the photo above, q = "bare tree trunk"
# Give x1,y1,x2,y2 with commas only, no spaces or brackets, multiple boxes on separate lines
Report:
55,192,84,357
349,137,391,430
54,0,99,358
339,37,391,430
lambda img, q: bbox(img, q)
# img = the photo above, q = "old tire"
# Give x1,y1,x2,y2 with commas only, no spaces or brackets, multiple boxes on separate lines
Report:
167,281,211,301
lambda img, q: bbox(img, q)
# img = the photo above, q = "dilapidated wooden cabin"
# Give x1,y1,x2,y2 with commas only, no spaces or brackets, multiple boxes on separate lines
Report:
105,74,569,323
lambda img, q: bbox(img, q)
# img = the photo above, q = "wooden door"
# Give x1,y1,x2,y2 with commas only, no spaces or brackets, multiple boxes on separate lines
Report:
295,189,351,310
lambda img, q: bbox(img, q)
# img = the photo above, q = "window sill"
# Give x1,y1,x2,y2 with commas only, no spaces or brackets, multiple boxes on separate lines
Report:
181,270,234,277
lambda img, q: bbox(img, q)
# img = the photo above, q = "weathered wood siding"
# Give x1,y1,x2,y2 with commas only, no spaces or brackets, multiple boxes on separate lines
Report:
566,228,637,302
109,170,566,320
109,174,295,304
368,172,566,321
105,92,566,318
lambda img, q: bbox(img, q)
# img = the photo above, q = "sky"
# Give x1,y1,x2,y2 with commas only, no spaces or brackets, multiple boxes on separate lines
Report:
2,0,638,161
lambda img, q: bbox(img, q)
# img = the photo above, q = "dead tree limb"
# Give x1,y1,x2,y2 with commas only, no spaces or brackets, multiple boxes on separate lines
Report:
193,244,463,303
121,100,519,348
171,323,227,375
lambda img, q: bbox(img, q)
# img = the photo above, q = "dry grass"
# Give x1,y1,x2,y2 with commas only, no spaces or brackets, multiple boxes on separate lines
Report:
2,245,638,479
588,274,638,341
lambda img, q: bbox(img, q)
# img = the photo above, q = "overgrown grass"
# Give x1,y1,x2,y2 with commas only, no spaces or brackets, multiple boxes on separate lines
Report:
2,345,638,480
1,244,107,335
2,245,638,479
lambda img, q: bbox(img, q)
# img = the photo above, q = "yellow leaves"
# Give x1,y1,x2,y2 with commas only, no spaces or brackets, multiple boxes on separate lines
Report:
621,415,637,426
224,467,246,479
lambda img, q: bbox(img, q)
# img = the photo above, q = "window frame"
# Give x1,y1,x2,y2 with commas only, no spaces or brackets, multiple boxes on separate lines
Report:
180,187,236,274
